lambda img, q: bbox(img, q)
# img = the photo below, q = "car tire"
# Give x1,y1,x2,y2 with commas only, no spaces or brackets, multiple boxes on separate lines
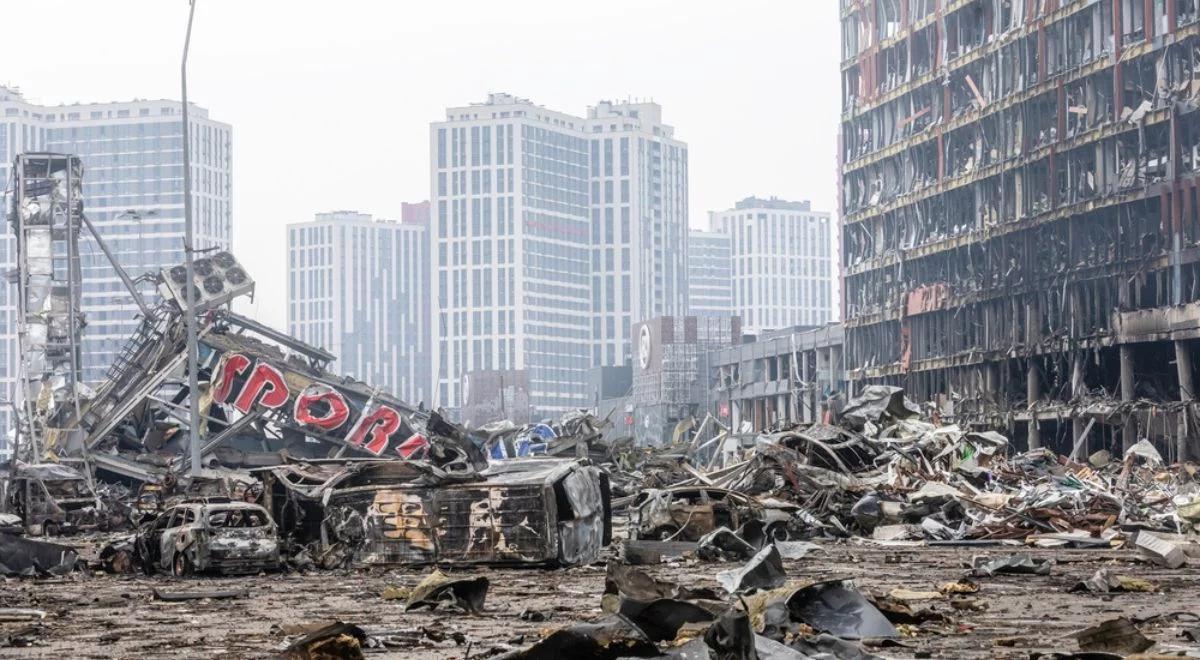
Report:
172,552,193,577
42,522,59,537
655,525,682,541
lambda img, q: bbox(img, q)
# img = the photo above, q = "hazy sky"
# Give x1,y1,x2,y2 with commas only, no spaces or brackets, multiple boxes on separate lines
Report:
1,0,840,329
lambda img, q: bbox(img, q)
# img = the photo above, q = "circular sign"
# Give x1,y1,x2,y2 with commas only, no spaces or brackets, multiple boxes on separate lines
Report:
638,325,652,370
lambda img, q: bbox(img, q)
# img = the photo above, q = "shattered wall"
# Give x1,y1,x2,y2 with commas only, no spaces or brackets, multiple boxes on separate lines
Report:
839,0,1200,460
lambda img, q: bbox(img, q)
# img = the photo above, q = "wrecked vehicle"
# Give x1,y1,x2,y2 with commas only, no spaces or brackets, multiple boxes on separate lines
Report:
633,486,800,542
4,462,102,535
134,498,280,576
260,457,611,567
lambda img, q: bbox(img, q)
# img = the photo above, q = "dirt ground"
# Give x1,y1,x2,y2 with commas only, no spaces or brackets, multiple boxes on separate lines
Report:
2,536,1198,659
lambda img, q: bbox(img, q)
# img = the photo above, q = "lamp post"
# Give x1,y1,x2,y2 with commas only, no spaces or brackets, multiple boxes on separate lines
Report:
181,0,202,478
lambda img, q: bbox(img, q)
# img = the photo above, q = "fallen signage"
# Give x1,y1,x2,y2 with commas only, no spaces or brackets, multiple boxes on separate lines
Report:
206,334,419,458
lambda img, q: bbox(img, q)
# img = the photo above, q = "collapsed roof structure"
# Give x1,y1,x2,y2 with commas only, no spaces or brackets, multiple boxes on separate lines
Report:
0,153,611,567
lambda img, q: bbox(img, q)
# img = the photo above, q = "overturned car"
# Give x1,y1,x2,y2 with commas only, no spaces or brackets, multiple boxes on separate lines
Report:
134,498,281,576
260,457,611,567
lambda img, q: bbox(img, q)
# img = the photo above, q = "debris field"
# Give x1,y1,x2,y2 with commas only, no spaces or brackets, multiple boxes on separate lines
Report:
2,541,1198,659
3,156,1200,659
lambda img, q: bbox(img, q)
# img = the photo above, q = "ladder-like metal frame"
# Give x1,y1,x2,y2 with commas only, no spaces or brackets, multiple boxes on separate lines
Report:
9,154,86,461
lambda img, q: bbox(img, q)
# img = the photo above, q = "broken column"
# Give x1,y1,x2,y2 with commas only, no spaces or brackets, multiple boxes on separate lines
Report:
1175,339,1194,462
1026,359,1041,450
1120,345,1136,453
1072,352,1087,457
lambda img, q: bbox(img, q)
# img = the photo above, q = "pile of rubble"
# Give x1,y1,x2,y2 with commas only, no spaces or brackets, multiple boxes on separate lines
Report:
1,242,615,578
621,385,1200,563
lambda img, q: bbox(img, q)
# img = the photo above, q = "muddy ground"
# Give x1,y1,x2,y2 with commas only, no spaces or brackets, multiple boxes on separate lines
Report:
2,537,1198,659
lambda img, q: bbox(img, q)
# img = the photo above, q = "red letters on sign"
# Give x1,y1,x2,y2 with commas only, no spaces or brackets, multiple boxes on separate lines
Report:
346,404,403,455
211,348,408,457
212,353,251,404
293,385,350,432
233,362,290,412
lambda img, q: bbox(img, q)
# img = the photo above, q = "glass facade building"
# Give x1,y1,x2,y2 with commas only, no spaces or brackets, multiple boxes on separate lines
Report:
287,206,431,405
431,95,690,418
586,102,689,368
0,86,231,455
431,95,592,418
687,229,733,318
711,197,836,335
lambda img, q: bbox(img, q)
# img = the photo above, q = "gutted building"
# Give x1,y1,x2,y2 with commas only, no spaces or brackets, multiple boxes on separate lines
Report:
709,324,845,432
839,0,1200,460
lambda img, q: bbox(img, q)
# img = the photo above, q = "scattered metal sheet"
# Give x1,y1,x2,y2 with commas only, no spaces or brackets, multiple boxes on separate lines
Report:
1074,617,1154,654
404,570,489,614
1069,568,1156,594
492,614,658,660
277,621,367,660
619,598,717,643
970,554,1052,577
700,609,758,660
0,533,78,577
716,544,786,594
695,527,758,562
782,580,899,640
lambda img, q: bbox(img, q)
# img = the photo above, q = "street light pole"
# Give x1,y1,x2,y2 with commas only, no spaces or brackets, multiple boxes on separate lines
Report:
181,0,202,478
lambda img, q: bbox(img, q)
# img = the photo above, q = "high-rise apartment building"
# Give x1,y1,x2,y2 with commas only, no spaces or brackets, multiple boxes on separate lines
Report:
838,1,1200,459
0,86,230,449
711,197,835,335
430,94,688,418
586,101,689,367
431,94,591,418
287,205,431,406
686,229,732,318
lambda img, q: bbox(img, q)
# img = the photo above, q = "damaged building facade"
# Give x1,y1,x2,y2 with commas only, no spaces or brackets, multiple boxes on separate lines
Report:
710,324,846,432
839,0,1200,460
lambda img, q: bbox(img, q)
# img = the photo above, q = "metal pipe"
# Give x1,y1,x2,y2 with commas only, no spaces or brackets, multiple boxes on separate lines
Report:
182,0,202,478
1026,360,1040,450
1119,344,1136,452
65,160,84,428
80,211,155,318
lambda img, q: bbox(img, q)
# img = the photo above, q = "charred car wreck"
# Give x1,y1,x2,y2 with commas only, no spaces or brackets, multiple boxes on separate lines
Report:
259,457,611,567
134,498,280,576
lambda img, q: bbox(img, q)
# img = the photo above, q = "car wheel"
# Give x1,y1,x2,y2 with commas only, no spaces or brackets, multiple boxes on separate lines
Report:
655,525,682,541
172,552,193,577
767,521,792,542
42,522,59,537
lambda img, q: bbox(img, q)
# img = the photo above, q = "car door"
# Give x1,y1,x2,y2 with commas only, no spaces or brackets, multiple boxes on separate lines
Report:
157,507,184,571
140,507,173,568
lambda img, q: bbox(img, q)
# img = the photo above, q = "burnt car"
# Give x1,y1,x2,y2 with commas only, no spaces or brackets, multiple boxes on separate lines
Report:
3,463,100,535
134,498,280,576
633,486,801,542
259,457,612,567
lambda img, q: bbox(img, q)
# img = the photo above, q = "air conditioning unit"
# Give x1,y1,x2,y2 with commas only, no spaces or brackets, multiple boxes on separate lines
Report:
160,250,254,312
